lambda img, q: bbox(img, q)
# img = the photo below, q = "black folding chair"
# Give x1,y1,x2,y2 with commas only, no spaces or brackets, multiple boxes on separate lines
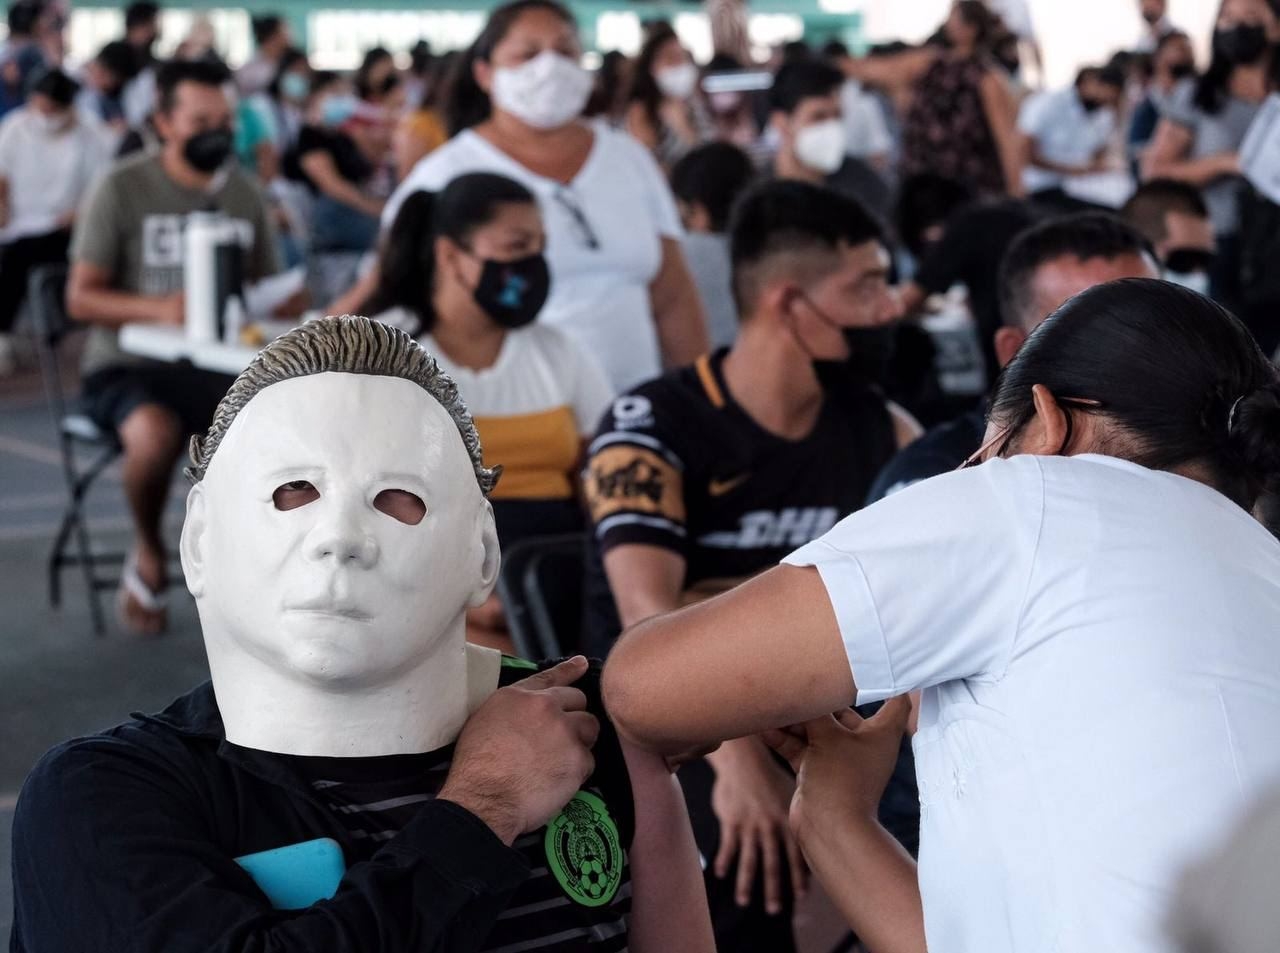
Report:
28,263,125,635
497,533,587,661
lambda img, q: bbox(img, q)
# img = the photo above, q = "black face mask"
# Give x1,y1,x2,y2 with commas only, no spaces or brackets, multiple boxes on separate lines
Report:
1164,247,1215,274
1079,96,1104,113
183,128,234,173
1142,8,1163,25
471,253,550,329
790,292,895,392
1213,25,1270,66
1168,62,1196,80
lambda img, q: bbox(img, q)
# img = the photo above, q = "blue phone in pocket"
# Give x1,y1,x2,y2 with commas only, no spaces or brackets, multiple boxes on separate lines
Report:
235,837,346,910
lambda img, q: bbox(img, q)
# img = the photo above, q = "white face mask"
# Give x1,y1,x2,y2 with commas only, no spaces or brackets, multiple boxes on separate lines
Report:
656,62,699,101
1164,269,1211,297
491,49,593,130
794,118,847,174
184,372,499,755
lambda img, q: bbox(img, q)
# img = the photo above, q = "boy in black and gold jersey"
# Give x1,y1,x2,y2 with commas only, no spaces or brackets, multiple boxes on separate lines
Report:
584,180,920,953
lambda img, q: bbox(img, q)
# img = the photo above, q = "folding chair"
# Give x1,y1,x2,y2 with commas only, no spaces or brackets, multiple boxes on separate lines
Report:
497,533,587,661
28,263,125,635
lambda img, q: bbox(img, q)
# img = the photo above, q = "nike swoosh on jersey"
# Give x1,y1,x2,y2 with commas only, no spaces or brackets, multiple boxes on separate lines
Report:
708,474,750,497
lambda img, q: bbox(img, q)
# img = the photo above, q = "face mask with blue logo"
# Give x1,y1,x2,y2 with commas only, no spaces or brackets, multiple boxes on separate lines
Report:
469,253,551,329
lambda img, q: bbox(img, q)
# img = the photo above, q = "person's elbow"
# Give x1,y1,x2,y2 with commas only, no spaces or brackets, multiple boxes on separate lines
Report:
601,625,670,751
65,270,95,322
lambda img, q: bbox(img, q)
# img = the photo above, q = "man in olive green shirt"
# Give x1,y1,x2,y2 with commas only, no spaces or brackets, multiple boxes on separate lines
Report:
68,58,282,635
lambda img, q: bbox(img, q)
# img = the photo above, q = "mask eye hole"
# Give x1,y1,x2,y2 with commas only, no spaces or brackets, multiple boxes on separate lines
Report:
272,480,320,511
374,489,427,526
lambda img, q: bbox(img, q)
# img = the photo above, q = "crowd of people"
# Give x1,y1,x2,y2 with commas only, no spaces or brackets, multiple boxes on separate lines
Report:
5,0,1280,950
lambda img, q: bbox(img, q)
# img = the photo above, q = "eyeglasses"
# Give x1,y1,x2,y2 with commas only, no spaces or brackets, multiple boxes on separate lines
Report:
959,396,1105,470
553,186,600,251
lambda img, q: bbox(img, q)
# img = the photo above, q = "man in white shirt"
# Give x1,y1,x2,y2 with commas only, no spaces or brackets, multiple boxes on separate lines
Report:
1136,0,1181,52
1018,66,1125,198
0,67,110,373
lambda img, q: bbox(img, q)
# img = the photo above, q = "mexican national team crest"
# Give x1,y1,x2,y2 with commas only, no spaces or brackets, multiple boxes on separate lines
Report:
544,791,624,907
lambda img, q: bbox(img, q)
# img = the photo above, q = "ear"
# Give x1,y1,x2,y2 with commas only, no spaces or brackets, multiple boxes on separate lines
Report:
1021,383,1072,456
763,281,797,326
180,483,208,599
152,108,173,143
467,498,501,609
993,326,1027,368
473,57,494,96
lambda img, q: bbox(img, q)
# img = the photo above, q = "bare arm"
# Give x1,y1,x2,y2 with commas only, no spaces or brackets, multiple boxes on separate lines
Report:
840,48,936,92
1142,119,1240,186
603,563,854,754
649,236,711,369
622,740,715,953
979,70,1025,198
67,260,182,328
625,103,660,151
299,150,385,219
603,544,685,629
888,401,923,448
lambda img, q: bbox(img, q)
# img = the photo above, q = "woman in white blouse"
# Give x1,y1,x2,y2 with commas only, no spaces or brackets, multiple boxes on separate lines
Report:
351,0,708,394
604,279,1280,953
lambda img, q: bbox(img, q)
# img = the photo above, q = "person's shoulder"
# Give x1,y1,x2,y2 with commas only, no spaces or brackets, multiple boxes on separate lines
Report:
590,122,667,179
403,129,486,187
594,362,707,435
106,148,160,183
868,411,986,503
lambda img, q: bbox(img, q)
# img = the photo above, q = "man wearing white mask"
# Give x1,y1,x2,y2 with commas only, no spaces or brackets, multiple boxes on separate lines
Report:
9,316,713,953
350,0,709,395
767,59,892,226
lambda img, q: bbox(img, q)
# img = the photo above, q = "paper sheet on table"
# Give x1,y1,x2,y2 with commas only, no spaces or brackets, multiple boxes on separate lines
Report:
1240,94,1280,205
244,266,305,320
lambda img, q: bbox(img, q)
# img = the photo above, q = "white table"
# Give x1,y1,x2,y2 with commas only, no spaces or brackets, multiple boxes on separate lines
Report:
119,320,305,376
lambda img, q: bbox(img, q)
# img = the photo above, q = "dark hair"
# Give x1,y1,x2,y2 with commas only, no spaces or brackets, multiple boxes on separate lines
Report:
1154,28,1191,58
1076,64,1125,89
730,180,884,315
625,24,682,127
998,213,1155,330
28,66,78,106
266,47,307,100
953,0,1001,52
821,39,850,60
1121,179,1210,246
1193,20,1278,114
366,173,537,332
308,69,342,100
781,40,811,63
446,0,577,135
7,0,41,37
894,173,975,258
671,142,756,232
124,0,159,31
767,58,843,114
355,46,394,100
584,48,628,118
251,14,283,46
156,59,231,114
95,39,141,82
989,278,1280,511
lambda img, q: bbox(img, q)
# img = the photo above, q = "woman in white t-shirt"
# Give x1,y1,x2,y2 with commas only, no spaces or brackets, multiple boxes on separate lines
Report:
368,0,709,394
367,171,612,650
603,279,1280,953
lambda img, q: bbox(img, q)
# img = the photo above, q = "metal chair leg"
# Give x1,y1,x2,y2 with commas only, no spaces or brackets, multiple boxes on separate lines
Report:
71,510,106,636
47,506,77,608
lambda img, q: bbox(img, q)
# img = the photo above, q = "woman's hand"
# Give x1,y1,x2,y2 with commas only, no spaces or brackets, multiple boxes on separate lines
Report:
764,696,911,845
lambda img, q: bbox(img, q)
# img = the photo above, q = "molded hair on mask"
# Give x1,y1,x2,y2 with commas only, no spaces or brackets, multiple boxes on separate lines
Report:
189,314,500,494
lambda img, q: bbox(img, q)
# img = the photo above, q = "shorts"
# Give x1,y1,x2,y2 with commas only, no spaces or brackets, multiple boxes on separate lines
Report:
81,363,236,437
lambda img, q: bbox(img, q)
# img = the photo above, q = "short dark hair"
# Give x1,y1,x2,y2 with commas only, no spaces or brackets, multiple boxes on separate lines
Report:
28,66,79,107
1154,29,1190,57
730,180,884,316
998,213,1154,330
768,59,843,115
7,0,41,37
1121,179,1210,247
251,14,284,46
990,279,1280,512
124,0,159,31
670,142,756,233
155,58,231,114
95,40,141,82
1076,65,1125,89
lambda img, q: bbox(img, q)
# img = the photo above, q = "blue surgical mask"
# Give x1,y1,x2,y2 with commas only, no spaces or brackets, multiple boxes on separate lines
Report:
320,94,358,128
281,72,309,102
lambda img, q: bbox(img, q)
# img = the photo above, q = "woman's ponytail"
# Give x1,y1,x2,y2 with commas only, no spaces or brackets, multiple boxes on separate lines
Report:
366,190,440,334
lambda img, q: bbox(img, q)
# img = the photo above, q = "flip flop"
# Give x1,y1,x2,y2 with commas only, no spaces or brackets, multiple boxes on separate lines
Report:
116,554,168,637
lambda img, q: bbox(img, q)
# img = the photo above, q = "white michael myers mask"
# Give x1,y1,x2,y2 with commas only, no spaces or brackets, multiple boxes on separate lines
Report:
181,371,500,695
